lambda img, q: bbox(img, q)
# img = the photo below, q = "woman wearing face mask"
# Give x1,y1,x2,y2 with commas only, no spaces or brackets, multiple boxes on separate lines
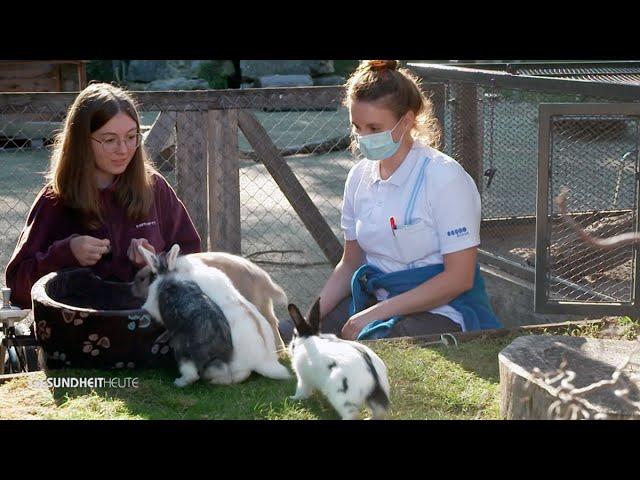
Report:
5,82,201,309
280,60,500,342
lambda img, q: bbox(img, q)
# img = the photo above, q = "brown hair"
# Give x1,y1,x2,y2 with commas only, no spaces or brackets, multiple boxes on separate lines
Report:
46,82,157,229
343,60,441,151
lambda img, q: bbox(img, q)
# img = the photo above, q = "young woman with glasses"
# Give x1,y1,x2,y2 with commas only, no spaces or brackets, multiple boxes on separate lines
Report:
5,82,201,308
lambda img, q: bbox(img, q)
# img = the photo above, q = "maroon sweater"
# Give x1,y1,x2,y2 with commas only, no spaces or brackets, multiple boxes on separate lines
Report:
5,173,202,308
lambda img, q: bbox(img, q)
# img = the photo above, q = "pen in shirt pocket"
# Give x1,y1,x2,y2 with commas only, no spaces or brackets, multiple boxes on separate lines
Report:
389,216,397,237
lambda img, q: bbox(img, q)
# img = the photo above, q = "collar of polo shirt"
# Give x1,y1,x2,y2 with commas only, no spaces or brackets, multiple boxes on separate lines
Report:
369,147,421,187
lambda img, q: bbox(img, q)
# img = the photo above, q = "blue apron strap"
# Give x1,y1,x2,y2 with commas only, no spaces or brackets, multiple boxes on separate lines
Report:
403,156,430,269
404,156,430,224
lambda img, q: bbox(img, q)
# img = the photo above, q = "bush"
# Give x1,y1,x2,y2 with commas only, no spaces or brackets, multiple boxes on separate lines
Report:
86,60,116,83
197,61,229,89
333,60,360,79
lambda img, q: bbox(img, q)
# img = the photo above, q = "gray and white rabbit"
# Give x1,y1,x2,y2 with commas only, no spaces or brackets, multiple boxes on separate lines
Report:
132,251,288,353
139,244,234,388
142,244,291,384
287,298,391,420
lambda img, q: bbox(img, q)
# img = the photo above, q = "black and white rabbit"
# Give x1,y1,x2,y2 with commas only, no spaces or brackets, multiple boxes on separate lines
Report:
139,244,234,387
287,298,391,420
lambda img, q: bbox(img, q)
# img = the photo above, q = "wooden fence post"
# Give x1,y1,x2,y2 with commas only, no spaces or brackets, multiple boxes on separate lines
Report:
207,109,241,253
176,111,208,247
237,110,343,266
451,83,483,188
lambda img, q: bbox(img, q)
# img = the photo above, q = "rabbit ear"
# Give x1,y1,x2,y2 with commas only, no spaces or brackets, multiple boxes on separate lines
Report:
307,297,322,334
138,245,158,273
288,303,313,337
166,244,181,271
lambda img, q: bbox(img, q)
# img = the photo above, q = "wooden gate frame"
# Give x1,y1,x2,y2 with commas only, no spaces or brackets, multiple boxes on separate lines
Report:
142,107,344,266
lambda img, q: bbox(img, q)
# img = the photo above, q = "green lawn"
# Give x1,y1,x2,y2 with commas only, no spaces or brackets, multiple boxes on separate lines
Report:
0,335,517,420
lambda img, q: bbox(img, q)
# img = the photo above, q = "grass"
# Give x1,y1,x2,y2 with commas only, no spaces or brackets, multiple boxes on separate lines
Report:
615,316,640,340
5,318,635,420
0,335,517,420
538,316,640,341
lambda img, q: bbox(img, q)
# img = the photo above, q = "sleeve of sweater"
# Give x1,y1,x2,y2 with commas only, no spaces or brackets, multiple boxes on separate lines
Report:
4,188,81,308
154,174,202,255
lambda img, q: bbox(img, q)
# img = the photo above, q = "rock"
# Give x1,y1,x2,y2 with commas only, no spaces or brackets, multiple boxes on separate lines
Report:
144,78,210,91
308,60,334,76
165,60,207,79
241,61,310,79
499,335,640,419
125,82,148,92
257,74,313,88
241,60,334,80
127,61,168,82
313,75,346,86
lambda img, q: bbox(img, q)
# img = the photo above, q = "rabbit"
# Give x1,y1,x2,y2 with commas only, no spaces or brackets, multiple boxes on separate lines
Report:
139,244,234,388
287,298,391,420
132,251,287,354
142,244,291,384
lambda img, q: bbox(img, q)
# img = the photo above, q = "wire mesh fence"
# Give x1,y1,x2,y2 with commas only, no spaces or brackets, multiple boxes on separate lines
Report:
535,104,640,314
0,88,353,318
548,114,638,303
441,82,625,276
3,64,640,321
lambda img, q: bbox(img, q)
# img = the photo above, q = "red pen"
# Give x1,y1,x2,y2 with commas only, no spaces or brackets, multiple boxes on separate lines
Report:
390,216,397,236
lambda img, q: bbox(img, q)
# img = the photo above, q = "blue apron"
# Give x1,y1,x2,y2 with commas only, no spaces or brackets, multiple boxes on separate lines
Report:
350,263,501,340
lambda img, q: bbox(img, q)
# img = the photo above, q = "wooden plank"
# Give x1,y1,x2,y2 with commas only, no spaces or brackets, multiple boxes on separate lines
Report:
0,60,87,66
142,111,177,161
423,82,446,150
0,344,5,375
450,82,483,187
77,63,87,89
55,65,62,92
208,109,241,253
378,318,608,348
0,371,42,384
0,63,57,78
0,86,345,110
238,110,343,266
0,78,58,92
175,112,209,245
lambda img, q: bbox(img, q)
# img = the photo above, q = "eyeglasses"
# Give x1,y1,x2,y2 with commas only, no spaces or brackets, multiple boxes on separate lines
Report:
91,132,142,153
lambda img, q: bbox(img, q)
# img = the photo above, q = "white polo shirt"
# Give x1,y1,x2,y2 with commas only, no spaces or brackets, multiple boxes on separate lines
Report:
341,141,482,330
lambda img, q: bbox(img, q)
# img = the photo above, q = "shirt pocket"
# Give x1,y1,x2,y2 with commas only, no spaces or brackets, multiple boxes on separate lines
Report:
393,220,433,264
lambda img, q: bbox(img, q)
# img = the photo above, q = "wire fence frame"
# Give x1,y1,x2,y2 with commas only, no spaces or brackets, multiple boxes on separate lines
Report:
536,103,640,316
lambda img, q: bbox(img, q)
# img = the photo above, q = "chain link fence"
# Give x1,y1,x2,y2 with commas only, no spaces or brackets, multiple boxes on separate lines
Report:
536,104,640,314
0,88,353,320
548,114,637,303
3,64,640,321
411,63,640,315
441,82,622,276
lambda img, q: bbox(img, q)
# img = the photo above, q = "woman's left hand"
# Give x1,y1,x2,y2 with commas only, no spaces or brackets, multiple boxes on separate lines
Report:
128,238,156,266
341,314,371,340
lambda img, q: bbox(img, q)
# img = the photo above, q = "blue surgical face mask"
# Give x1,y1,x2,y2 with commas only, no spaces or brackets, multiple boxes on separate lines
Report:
355,116,406,161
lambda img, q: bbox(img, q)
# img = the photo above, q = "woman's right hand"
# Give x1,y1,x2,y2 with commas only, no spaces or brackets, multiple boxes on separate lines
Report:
69,235,111,266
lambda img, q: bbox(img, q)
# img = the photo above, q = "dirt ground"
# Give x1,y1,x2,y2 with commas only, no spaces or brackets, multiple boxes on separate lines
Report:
481,217,636,305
